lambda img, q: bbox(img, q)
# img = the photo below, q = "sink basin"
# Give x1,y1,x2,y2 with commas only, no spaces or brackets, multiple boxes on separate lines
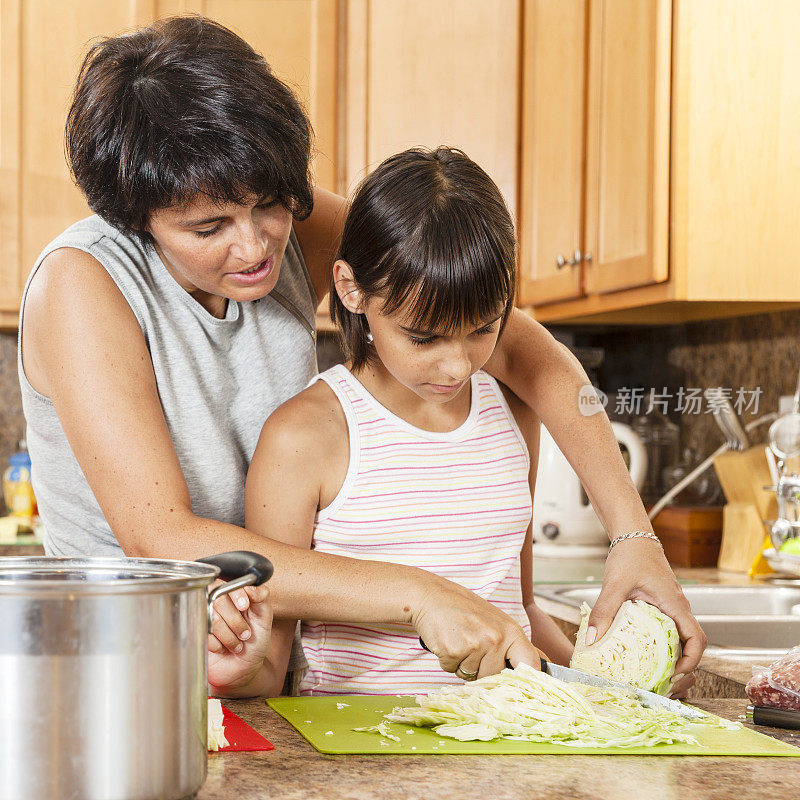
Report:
698,617,800,650
534,584,800,658
535,585,800,616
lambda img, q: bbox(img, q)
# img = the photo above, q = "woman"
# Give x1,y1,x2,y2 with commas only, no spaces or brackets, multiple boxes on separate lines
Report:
18,16,704,692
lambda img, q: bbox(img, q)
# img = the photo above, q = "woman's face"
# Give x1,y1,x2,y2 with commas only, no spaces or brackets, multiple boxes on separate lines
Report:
146,194,294,315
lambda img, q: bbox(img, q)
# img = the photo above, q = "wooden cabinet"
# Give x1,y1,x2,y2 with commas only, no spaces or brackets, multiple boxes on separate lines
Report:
339,0,521,217
0,0,339,326
3,0,799,329
517,0,586,306
582,0,670,296
519,0,671,309
524,0,800,324
0,0,148,321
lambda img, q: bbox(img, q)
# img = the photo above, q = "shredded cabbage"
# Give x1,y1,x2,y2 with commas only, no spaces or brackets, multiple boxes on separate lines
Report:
371,663,732,748
207,698,229,751
571,600,681,696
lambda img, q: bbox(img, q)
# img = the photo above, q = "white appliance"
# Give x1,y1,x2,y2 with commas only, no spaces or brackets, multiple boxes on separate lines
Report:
532,422,648,558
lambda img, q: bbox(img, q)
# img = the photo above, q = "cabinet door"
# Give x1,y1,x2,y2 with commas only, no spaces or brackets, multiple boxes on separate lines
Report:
176,0,339,192
0,1,339,321
342,0,520,218
0,0,152,317
582,0,670,294
517,0,586,306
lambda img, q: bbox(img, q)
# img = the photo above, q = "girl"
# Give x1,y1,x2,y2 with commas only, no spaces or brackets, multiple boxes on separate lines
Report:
237,147,575,696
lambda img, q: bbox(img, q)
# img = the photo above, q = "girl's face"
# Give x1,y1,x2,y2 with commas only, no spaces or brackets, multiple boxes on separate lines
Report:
363,295,504,404
146,194,294,316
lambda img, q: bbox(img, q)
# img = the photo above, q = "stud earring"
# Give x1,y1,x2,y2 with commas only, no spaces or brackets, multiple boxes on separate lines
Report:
366,332,374,343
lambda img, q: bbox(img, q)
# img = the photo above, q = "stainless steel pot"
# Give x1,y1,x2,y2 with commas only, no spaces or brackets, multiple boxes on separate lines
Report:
0,550,272,800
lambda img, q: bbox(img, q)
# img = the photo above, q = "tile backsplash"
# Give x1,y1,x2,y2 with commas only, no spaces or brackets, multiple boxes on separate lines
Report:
565,307,800,457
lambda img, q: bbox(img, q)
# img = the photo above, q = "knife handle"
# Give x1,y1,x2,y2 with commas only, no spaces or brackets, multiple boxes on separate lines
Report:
417,637,544,672
746,705,800,730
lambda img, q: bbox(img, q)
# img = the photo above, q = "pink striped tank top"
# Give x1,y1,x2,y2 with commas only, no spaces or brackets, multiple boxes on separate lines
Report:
299,364,532,695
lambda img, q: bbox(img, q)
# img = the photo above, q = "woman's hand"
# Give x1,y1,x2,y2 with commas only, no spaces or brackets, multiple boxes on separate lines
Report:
410,573,542,679
586,538,707,697
207,582,273,692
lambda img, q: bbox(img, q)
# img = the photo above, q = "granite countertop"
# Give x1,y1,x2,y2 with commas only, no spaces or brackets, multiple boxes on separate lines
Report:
201,698,800,800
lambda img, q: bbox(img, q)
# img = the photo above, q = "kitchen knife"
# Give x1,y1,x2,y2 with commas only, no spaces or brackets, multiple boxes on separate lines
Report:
746,705,800,730
541,660,707,721
418,637,706,721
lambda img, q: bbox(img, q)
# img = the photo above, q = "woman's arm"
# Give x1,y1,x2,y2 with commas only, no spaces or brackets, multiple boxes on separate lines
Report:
23,248,539,672
292,187,347,301
502,385,575,667
487,312,705,690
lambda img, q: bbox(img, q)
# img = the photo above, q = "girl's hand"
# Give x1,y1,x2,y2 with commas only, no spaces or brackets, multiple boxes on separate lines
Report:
207,583,273,692
411,574,541,679
207,579,257,654
585,538,707,697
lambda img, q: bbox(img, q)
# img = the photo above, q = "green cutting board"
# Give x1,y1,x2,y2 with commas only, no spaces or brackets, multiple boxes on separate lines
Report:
267,695,800,757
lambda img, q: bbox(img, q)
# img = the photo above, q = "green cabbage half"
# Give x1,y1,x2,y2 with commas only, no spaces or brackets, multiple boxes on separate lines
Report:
570,600,681,696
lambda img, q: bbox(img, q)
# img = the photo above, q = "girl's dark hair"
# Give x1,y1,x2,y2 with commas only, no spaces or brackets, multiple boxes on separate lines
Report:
66,15,313,243
331,146,517,370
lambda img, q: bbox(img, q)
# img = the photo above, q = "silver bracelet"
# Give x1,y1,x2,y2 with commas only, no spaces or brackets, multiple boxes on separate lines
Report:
608,531,662,551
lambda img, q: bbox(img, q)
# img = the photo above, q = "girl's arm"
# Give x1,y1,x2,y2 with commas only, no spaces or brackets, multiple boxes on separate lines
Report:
487,315,705,690
234,383,344,695
502,386,575,667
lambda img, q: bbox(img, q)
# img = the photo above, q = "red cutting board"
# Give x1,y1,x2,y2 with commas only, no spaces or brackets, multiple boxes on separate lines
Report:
215,705,274,752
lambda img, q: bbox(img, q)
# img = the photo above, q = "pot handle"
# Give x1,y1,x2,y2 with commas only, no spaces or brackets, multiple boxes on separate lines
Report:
197,551,274,633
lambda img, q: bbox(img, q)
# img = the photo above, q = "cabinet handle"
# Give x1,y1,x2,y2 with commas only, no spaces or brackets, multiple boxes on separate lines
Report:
557,249,585,270
584,252,592,262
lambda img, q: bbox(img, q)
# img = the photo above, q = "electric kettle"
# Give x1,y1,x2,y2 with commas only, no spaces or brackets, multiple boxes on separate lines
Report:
532,422,648,557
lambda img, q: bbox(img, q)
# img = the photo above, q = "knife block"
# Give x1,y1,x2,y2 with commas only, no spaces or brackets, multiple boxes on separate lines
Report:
713,445,778,572
650,505,723,567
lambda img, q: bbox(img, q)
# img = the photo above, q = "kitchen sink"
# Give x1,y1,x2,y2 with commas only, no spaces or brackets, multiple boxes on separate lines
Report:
535,585,800,616
534,584,800,660
697,617,800,650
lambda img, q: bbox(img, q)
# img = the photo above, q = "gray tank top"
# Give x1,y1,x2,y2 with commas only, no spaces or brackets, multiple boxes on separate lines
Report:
18,215,318,557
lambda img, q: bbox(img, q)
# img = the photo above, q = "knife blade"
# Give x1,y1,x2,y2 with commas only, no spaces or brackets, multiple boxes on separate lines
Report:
541,660,707,721
417,638,705,721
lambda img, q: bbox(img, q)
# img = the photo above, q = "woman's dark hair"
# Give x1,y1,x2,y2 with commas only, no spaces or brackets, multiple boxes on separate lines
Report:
66,15,313,243
331,146,517,370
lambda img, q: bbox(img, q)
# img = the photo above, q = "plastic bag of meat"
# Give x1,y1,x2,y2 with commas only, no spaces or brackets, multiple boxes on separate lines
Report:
745,645,800,711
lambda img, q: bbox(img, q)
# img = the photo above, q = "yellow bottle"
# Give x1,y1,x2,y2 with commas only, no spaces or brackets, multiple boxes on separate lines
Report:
3,444,37,520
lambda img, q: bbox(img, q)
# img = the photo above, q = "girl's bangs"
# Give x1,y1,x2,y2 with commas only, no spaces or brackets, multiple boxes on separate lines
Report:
380,216,514,334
